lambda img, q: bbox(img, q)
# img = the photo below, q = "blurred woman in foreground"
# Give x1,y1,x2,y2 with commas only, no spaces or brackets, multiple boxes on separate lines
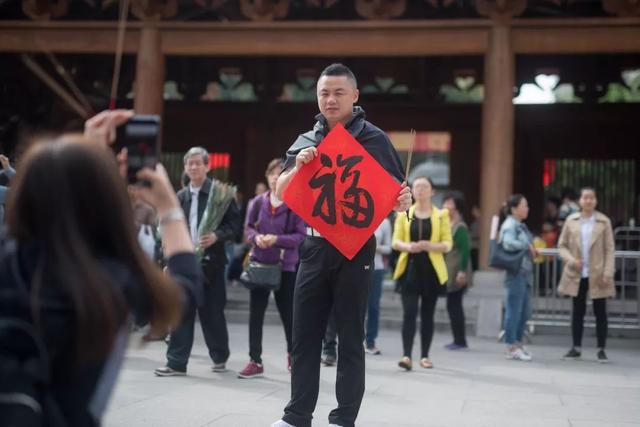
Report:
0,110,202,426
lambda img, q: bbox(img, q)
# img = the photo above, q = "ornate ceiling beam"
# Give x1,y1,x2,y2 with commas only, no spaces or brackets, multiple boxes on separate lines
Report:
511,18,640,53
602,0,640,17
0,18,639,55
0,20,489,56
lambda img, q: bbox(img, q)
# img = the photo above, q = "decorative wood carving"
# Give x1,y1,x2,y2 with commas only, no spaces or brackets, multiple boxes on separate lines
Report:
130,0,178,20
355,0,406,20
306,0,339,7
547,0,575,6
425,0,456,8
194,0,228,8
475,0,527,19
240,0,290,21
603,0,640,16
22,0,69,20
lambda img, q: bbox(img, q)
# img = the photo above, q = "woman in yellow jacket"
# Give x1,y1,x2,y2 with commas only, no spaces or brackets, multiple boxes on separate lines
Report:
392,176,452,370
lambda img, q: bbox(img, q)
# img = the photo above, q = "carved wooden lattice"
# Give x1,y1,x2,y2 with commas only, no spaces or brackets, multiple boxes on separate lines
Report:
22,0,69,20
306,0,339,7
474,0,527,18
355,0,406,20
240,0,290,21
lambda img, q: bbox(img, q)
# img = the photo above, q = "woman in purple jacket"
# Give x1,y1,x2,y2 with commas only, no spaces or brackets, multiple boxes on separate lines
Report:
238,158,306,378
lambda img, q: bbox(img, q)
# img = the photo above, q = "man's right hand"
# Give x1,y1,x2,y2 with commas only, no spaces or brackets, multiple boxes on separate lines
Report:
295,147,318,169
276,148,317,199
393,182,412,213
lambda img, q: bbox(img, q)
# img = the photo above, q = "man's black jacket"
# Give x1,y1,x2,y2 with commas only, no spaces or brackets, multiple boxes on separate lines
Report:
283,106,405,184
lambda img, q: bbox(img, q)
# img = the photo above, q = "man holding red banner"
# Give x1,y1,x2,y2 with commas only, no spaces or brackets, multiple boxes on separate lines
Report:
272,64,412,427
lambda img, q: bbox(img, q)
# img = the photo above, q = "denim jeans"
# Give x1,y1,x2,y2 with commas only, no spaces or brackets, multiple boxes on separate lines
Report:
503,272,531,346
365,269,385,348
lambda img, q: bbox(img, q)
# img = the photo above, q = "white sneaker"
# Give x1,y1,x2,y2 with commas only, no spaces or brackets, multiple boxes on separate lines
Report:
519,345,533,357
271,420,295,427
506,347,532,361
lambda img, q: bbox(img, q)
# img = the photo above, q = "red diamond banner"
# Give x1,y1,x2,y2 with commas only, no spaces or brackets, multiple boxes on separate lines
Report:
283,124,401,260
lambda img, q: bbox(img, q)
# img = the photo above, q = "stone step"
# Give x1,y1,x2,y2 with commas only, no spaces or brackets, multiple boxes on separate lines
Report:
224,308,476,336
226,281,479,311
225,281,478,335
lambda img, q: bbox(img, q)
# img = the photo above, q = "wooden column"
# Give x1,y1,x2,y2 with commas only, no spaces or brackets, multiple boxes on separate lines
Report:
134,24,164,118
478,22,515,267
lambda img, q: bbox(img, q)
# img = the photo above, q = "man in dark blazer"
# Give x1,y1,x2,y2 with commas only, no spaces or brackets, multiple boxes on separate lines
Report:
155,146,241,376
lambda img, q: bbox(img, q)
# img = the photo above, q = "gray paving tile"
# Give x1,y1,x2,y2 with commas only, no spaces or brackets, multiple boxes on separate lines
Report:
104,323,640,427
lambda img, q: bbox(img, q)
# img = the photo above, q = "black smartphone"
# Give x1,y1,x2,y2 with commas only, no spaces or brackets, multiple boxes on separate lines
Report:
120,114,161,184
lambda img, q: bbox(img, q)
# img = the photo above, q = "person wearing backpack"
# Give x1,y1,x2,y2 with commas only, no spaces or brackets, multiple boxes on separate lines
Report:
0,110,201,427
498,194,537,362
238,158,306,378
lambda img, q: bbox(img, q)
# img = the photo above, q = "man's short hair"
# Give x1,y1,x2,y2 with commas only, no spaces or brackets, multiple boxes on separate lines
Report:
319,63,358,88
183,147,209,165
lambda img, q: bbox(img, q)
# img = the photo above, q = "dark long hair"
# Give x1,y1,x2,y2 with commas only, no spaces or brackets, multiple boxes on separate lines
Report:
443,191,465,217
498,194,526,228
6,138,182,363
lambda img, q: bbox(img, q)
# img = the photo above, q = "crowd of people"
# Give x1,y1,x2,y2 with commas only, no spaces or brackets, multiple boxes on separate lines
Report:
0,63,619,427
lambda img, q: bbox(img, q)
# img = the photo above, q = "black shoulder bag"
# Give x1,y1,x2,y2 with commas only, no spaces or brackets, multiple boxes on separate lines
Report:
240,198,291,292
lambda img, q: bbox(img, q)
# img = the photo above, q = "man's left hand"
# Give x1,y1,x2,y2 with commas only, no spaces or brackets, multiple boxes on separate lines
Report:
200,233,218,249
393,182,412,212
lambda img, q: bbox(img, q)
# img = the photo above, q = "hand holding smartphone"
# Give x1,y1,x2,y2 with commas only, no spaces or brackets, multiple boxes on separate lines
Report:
118,114,161,185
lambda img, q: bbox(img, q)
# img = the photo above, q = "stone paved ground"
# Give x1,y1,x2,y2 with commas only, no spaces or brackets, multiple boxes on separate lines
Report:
104,322,640,427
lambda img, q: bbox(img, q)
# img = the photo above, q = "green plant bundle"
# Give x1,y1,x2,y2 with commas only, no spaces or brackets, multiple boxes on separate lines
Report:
196,179,237,259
